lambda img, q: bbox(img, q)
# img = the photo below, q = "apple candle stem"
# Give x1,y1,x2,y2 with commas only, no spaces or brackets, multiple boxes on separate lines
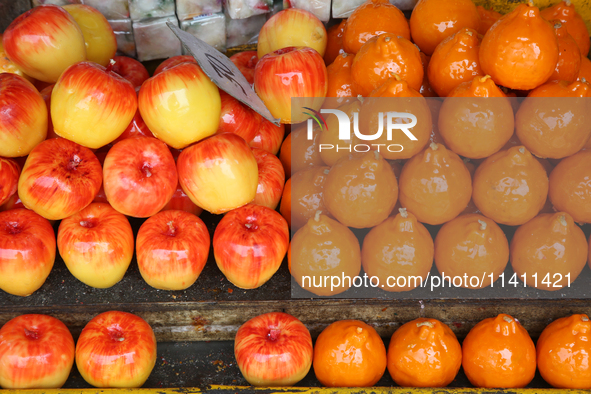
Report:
24,328,39,340
165,221,176,237
267,328,281,341
106,58,116,74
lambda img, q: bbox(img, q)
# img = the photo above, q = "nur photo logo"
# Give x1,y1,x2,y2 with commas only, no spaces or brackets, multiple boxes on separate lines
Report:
305,107,419,153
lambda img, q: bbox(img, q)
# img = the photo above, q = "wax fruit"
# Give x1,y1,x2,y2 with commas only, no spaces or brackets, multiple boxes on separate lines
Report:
357,92,432,160
0,209,55,297
387,318,462,387
398,143,472,225
548,150,591,223
351,33,423,96
51,61,137,149
2,5,86,83
0,74,47,157
234,312,313,386
314,320,387,387
516,86,591,159
0,314,75,389
324,152,398,228
362,208,433,292
537,314,591,388
58,203,134,289
435,214,509,289
427,28,483,98
438,94,514,159
18,138,102,221
472,146,548,226
137,210,209,291
511,212,588,290
213,204,289,289
257,8,327,58
290,166,331,230
479,3,559,90
139,62,221,149
462,314,536,388
177,133,259,214
290,212,361,296
342,0,410,54
254,46,327,124
540,0,590,56
62,4,117,67
410,0,480,56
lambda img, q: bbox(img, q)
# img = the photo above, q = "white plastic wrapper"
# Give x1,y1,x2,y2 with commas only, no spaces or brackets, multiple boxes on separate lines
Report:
270,0,283,16
133,16,182,61
176,0,223,20
32,0,81,6
108,19,136,57
224,0,272,19
283,0,330,22
225,11,265,47
129,0,175,21
332,0,417,18
180,13,226,52
82,0,129,19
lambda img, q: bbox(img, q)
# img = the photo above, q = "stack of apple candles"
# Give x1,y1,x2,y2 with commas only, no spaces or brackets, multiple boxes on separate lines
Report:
0,1,330,298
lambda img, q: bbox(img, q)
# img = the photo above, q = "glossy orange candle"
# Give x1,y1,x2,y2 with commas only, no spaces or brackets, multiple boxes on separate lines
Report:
462,314,536,388
387,318,462,387
399,143,472,225
324,151,398,228
435,214,509,289
473,146,548,226
537,314,591,388
362,208,433,292
290,212,361,296
510,212,588,290
314,320,387,387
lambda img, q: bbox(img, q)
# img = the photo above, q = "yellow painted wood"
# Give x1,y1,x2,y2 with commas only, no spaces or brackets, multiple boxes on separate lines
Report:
472,0,591,34
1,387,590,394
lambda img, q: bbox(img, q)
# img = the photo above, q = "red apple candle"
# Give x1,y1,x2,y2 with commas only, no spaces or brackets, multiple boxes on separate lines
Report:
0,74,48,157
252,147,285,210
75,311,157,388
2,4,86,83
234,312,313,386
177,133,259,214
18,138,102,220
0,314,75,389
213,203,289,289
103,137,178,218
51,61,137,149
137,210,210,290
57,203,134,289
0,209,56,297
254,46,327,124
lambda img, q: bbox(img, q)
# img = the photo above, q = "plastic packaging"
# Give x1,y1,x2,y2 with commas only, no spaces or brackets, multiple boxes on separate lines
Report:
224,0,273,19
225,10,265,47
181,13,226,52
133,16,182,61
283,0,330,22
82,0,129,19
129,0,175,21
270,0,283,16
32,0,81,6
108,19,136,57
176,0,223,21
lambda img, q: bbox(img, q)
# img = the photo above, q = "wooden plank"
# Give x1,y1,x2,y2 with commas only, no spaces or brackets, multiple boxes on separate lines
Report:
1,298,589,342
